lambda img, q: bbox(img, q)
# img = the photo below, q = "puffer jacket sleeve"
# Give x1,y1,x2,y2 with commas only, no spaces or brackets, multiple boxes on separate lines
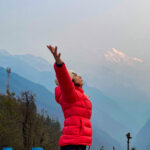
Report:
54,62,77,103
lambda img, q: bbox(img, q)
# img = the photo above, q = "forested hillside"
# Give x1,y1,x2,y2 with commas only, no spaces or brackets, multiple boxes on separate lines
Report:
0,92,61,150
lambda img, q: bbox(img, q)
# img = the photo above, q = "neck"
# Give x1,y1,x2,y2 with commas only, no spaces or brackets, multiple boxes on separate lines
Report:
75,83,82,88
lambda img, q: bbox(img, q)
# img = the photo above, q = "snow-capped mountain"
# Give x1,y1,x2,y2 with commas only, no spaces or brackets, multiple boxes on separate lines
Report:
105,48,143,65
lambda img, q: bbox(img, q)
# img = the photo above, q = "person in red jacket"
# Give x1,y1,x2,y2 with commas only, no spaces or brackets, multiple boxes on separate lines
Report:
47,45,92,150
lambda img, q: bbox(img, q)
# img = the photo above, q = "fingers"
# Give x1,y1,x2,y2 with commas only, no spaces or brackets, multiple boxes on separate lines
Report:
47,45,51,50
58,53,61,58
47,45,52,53
55,46,57,55
47,45,61,58
47,45,56,54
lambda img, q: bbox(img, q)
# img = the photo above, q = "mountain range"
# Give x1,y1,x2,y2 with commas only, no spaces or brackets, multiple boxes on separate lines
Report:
0,65,123,150
0,49,149,149
134,118,150,150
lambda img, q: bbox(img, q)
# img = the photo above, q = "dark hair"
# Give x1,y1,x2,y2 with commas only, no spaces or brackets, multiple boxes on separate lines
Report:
72,79,80,87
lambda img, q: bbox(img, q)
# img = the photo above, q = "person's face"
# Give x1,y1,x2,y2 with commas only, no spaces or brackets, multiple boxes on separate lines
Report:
72,73,84,87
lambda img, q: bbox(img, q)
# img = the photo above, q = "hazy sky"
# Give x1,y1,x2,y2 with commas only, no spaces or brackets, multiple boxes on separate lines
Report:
0,0,150,66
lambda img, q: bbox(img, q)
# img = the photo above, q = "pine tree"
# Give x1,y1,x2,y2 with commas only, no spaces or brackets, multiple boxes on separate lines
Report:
21,91,37,150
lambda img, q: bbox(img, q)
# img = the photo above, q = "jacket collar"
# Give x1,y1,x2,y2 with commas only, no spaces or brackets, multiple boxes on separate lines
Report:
75,86,84,93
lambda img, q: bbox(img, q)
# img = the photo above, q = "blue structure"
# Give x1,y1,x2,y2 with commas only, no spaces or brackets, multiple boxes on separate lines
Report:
2,147,43,150
32,148,43,150
3,148,13,150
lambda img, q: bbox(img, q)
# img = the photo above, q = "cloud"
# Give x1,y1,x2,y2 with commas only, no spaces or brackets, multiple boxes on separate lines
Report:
104,48,143,65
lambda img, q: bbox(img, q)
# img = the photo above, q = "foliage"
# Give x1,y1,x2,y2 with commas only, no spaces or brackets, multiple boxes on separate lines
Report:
0,92,61,150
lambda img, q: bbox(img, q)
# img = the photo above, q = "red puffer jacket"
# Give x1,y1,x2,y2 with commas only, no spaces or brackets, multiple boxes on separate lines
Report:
54,62,92,146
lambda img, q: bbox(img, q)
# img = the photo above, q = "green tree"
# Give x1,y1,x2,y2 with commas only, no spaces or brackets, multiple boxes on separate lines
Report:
0,92,61,150
21,91,37,150
0,93,23,150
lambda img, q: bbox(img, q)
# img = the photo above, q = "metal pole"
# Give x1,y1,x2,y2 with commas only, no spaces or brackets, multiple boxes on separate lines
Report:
126,132,132,150
127,138,129,150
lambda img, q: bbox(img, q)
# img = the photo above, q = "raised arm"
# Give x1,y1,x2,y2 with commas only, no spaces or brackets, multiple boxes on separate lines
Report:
47,45,77,102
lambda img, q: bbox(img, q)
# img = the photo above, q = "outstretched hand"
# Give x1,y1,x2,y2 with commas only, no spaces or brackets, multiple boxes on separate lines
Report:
47,45,63,64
